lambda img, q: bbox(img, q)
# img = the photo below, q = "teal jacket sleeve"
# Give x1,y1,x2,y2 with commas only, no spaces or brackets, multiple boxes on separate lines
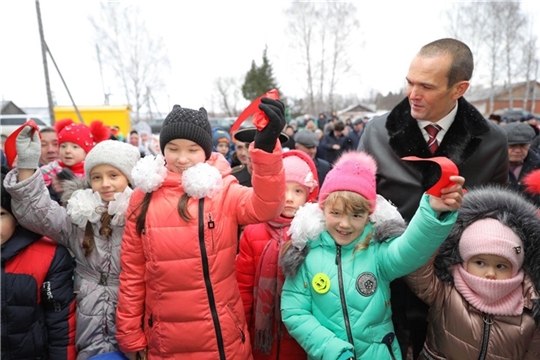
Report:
281,266,354,360
378,194,457,281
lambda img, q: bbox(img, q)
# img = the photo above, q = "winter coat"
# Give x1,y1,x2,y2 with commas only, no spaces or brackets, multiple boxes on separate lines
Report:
359,97,508,222
1,226,76,360
405,256,540,360
116,148,285,359
5,169,129,359
319,132,353,166
404,186,540,360
280,195,457,360
236,222,307,360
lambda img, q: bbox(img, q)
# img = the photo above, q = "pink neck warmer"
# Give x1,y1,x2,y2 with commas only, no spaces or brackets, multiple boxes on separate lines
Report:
453,264,524,316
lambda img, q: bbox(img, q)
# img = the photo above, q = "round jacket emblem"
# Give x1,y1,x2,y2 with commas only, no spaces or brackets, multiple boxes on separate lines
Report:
312,273,331,294
356,272,377,297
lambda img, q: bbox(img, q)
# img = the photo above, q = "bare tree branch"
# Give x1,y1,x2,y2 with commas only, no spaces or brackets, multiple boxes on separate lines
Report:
89,3,170,121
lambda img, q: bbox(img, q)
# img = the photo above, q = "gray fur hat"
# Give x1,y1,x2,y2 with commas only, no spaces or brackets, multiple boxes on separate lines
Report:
434,186,540,308
84,140,141,185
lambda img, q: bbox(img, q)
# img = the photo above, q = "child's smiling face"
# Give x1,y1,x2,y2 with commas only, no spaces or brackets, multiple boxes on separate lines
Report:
324,198,369,246
466,254,513,280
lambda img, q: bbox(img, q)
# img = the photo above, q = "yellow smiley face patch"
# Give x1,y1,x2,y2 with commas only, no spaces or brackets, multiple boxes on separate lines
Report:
312,273,331,294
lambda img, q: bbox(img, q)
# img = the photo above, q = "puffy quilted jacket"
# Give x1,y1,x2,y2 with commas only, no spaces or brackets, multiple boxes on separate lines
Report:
5,169,129,359
236,222,307,360
405,254,540,360
1,227,76,360
281,196,457,360
117,148,285,359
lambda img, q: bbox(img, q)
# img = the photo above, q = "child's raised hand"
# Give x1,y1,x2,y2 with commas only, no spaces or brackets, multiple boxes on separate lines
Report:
428,175,465,213
15,125,41,170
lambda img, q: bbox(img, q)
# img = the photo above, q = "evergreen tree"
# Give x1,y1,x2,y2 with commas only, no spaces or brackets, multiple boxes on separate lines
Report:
241,47,279,101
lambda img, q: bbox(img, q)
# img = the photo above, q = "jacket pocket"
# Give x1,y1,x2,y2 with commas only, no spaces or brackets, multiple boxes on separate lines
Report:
225,304,246,343
145,306,161,352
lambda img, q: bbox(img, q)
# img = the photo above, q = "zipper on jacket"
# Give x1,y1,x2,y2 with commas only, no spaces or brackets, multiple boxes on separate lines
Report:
208,213,215,252
198,198,226,360
478,314,493,360
225,304,245,343
336,245,356,354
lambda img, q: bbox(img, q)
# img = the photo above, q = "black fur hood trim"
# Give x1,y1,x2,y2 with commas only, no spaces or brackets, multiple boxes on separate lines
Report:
434,186,540,302
386,97,490,190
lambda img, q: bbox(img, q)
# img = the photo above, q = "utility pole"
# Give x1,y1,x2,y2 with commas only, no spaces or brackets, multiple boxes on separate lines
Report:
96,44,109,105
35,0,55,125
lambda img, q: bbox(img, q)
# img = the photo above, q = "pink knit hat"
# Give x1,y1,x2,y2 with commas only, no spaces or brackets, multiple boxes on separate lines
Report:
319,151,377,213
459,218,524,276
282,150,319,203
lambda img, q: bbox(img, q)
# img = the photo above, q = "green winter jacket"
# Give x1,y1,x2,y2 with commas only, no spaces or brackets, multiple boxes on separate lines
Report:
281,195,457,360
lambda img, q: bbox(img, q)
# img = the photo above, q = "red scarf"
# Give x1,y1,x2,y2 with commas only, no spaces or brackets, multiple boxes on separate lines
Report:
57,160,85,177
253,216,291,354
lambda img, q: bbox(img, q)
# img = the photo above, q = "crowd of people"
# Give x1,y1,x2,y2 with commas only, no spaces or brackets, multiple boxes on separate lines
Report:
2,37,540,360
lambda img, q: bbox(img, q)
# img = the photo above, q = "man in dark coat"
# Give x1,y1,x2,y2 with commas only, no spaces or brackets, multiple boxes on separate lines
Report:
359,38,508,359
503,122,540,206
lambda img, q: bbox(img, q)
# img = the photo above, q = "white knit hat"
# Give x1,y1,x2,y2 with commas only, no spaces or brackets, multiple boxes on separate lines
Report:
84,140,141,185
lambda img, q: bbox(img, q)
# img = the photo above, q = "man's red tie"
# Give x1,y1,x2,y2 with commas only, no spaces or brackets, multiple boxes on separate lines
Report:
425,124,442,154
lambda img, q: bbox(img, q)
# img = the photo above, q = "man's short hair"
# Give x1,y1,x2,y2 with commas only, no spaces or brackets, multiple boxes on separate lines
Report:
130,130,139,135
419,38,474,88
39,127,56,134
333,121,345,132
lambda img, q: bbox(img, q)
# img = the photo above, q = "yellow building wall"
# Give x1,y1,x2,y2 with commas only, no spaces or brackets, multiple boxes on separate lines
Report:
53,106,131,137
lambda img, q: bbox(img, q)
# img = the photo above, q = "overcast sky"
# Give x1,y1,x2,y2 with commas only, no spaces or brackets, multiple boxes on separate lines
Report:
1,1,539,115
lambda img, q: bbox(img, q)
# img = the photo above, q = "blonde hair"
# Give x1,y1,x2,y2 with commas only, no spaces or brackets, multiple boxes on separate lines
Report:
323,190,372,252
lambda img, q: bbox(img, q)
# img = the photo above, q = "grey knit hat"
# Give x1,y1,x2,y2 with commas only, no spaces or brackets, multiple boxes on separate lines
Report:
159,105,213,159
84,140,141,185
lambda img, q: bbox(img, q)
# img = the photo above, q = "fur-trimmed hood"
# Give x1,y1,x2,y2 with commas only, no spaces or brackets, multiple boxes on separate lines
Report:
386,97,490,190
281,197,407,278
434,186,540,319
60,175,90,205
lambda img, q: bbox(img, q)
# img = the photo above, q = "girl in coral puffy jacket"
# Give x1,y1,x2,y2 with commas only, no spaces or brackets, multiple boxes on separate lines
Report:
117,99,287,360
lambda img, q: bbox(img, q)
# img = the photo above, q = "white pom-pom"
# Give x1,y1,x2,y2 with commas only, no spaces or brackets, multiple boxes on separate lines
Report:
108,187,133,226
131,154,168,193
67,189,102,228
287,202,326,250
182,162,223,199
369,194,404,225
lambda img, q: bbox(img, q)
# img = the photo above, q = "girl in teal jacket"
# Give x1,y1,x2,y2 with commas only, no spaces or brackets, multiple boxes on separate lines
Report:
280,152,464,360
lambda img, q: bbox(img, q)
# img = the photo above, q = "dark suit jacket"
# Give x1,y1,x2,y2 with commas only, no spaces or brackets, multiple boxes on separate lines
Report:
359,97,509,221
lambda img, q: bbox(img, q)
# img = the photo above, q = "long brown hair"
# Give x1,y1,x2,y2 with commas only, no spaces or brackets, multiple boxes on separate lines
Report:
81,211,113,256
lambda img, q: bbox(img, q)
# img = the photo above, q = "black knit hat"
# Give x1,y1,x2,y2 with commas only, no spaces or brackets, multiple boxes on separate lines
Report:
1,166,12,215
159,105,213,159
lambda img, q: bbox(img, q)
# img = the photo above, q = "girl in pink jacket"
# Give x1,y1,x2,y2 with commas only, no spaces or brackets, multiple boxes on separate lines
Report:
117,99,286,360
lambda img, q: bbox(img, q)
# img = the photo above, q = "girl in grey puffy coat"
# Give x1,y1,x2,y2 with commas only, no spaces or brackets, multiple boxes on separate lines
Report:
4,125,140,360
